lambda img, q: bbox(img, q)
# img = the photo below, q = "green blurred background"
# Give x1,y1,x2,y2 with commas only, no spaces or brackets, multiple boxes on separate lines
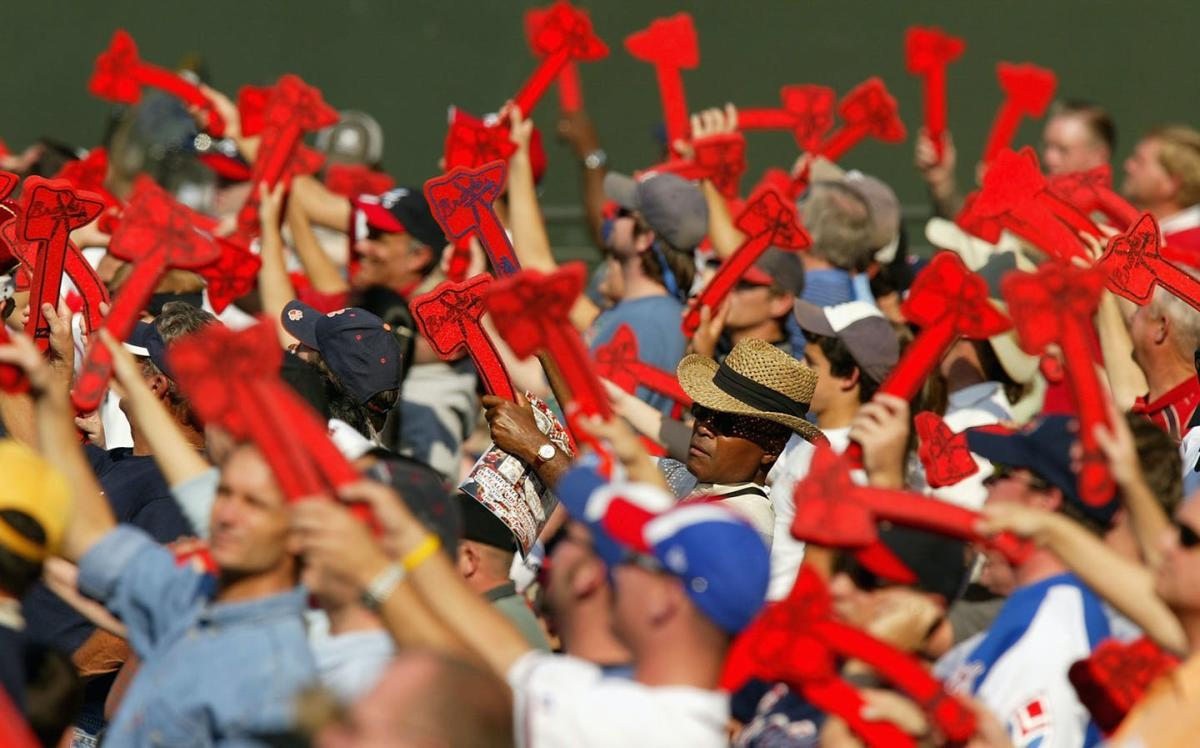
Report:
5,0,1197,259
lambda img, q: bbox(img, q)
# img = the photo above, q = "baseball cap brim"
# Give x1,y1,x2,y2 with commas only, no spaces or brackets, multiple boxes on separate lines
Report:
352,198,406,234
965,419,1087,514
792,300,836,337
740,265,774,287
603,172,639,211
555,462,626,568
281,299,323,350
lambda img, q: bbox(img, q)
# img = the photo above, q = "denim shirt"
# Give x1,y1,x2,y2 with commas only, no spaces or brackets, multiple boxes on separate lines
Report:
78,526,316,747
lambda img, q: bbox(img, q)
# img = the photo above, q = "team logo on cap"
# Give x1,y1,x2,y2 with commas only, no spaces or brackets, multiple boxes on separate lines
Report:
287,309,304,321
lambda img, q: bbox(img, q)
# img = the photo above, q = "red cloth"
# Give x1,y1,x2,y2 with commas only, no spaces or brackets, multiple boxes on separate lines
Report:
1132,376,1200,441
1163,226,1200,268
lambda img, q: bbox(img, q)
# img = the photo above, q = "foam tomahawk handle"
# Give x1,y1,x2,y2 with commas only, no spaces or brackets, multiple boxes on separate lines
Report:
682,188,811,335
905,26,966,162
1100,213,1200,312
236,75,339,239
18,178,105,353
1049,165,1143,231
72,178,221,413
625,13,699,156
89,29,227,136
914,410,979,488
485,262,612,420
411,276,517,400
424,161,521,277
1002,261,1115,506
516,0,608,117
981,62,1057,165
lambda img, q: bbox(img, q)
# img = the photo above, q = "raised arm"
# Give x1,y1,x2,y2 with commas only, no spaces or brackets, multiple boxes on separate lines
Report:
556,110,608,250
0,332,115,562
285,190,350,295
253,182,301,347
979,503,1188,654
287,174,353,232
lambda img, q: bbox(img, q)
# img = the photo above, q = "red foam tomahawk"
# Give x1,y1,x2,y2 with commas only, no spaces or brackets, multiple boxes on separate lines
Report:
424,161,519,277
594,324,691,408
816,78,907,163
53,147,121,210
72,179,221,412
522,1,607,115
169,317,360,503
485,262,611,420
682,187,811,335
18,178,105,353
960,147,1099,260
199,236,262,313
914,411,979,488
721,564,977,748
792,443,1031,582
1100,213,1200,314
1048,165,1142,231
0,685,38,748
411,275,515,400
1069,637,1178,735
845,252,1009,465
89,29,227,136
738,84,837,152
981,62,1057,165
324,163,395,199
235,75,339,238
625,13,699,156
1002,260,1115,506
905,26,966,163
647,132,747,200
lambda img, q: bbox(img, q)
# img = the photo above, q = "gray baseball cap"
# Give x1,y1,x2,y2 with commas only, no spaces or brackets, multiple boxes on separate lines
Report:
741,248,806,297
793,300,899,383
604,171,708,250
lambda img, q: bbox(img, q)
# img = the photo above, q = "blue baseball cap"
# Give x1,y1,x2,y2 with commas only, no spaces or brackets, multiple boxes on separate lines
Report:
556,461,770,634
125,321,172,378
281,301,401,406
966,415,1119,528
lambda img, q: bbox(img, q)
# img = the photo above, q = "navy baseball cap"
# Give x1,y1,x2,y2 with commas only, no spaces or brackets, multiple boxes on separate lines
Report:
125,321,172,378
281,301,401,406
966,415,1119,527
352,187,448,250
556,460,769,634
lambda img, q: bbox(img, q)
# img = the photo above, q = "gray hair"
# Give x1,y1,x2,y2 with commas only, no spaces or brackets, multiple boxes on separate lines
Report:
799,182,874,272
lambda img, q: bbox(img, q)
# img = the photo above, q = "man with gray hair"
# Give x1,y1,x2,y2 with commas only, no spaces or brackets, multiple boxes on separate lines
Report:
1129,284,1200,440
798,162,879,307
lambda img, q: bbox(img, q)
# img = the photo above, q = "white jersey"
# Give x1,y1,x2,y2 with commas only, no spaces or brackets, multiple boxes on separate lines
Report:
507,651,728,748
937,574,1109,748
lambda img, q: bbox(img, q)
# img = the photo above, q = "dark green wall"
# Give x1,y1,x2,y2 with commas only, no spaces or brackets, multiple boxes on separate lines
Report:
6,1,1197,256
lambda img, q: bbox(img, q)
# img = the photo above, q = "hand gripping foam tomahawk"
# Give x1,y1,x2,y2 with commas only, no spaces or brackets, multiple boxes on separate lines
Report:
905,26,966,163
72,178,221,412
721,564,978,748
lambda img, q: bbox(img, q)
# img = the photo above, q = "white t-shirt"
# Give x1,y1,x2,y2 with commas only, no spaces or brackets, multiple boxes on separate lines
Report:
765,428,861,601
507,651,729,748
306,611,395,703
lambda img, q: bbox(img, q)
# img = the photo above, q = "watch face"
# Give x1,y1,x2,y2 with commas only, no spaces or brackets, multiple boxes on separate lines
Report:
538,444,556,461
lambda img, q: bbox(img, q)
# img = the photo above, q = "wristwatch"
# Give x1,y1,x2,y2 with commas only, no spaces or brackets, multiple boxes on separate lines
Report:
360,563,405,612
533,442,557,465
583,149,607,170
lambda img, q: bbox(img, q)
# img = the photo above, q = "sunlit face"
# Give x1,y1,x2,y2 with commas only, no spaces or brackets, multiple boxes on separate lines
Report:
1154,501,1200,611
1123,138,1176,208
208,445,293,577
352,231,428,290
1041,114,1107,175
686,406,772,484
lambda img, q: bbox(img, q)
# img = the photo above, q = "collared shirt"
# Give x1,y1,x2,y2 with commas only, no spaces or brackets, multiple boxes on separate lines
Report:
507,651,729,748
487,582,551,651
1133,377,1200,441
683,482,774,549
78,526,316,746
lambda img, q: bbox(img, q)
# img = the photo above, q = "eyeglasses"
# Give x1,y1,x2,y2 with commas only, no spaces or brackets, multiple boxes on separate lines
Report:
1176,520,1200,549
983,465,1051,492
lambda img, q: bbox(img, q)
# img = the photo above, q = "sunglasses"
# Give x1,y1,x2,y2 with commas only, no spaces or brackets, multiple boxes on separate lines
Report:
983,464,1051,492
691,404,742,435
1177,520,1200,549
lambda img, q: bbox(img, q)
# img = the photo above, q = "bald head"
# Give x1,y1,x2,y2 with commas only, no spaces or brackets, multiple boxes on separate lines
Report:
317,650,514,748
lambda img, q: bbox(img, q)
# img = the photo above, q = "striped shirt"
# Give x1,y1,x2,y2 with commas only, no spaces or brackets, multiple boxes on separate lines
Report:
1132,377,1200,441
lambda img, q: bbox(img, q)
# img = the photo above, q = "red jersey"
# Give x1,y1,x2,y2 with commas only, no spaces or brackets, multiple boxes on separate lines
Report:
1133,377,1200,441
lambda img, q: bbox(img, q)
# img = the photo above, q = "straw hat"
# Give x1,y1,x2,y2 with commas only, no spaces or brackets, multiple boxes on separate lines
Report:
677,338,822,441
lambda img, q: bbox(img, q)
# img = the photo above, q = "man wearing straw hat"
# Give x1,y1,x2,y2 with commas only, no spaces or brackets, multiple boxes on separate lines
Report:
675,338,822,548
